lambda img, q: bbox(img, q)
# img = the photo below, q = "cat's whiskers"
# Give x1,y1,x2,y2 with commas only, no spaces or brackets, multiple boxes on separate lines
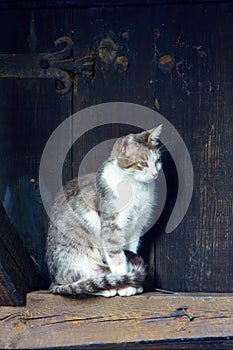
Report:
157,140,174,154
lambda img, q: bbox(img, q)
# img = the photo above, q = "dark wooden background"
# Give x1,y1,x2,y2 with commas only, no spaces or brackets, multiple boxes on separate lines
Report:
0,1,232,299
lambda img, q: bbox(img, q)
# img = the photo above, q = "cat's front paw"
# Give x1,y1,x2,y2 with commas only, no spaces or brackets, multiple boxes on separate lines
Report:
92,289,117,298
117,286,143,297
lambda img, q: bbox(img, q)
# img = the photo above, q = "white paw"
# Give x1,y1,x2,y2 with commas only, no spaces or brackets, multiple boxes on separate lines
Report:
93,289,117,298
117,286,143,297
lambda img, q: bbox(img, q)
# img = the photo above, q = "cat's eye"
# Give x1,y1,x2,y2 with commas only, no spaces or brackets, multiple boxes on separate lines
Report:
136,161,148,169
136,163,143,169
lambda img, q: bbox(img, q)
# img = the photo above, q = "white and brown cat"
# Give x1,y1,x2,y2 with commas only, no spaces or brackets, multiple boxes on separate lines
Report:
46,125,162,297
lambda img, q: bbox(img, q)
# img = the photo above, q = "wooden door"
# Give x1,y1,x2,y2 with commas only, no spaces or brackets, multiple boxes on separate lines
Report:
0,1,232,305
73,2,233,292
0,8,73,304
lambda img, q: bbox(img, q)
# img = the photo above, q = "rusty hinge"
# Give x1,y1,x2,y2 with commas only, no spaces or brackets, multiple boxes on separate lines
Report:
0,36,95,95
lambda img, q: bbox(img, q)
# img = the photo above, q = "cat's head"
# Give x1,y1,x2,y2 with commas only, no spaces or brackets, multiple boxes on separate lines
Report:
111,125,162,183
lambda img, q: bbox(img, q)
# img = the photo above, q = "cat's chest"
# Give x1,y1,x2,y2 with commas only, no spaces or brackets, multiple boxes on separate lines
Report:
105,171,150,211
114,180,155,230
102,162,155,228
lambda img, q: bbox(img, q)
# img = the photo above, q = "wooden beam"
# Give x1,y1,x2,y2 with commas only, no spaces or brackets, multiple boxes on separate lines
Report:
0,240,27,306
0,292,232,349
0,202,46,306
0,0,225,9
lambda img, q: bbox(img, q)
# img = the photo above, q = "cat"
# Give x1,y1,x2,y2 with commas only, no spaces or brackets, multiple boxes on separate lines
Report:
46,125,162,297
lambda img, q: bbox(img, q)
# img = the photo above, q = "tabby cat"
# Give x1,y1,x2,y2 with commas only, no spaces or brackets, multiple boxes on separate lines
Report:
46,125,162,297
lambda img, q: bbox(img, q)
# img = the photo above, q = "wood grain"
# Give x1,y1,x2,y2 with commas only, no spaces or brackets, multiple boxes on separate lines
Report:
0,201,46,305
0,8,73,286
0,242,27,306
0,292,232,349
72,3,233,293
0,1,232,307
0,0,228,9
154,2,233,293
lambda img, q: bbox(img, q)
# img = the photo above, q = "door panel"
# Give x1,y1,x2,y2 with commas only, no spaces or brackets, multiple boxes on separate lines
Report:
73,3,233,292
0,9,73,280
0,2,232,294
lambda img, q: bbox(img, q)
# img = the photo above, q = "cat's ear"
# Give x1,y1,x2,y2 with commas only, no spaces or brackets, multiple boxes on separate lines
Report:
120,135,134,154
148,124,163,146
111,135,134,158
138,124,162,146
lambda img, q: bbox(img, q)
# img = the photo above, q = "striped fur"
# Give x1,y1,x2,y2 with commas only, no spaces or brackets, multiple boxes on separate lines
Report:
49,252,146,295
46,126,162,297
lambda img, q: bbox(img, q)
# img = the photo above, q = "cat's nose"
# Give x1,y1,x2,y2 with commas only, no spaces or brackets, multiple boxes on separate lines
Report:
152,172,158,178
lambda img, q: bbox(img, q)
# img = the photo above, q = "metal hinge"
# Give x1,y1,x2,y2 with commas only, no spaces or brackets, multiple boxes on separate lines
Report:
0,36,95,95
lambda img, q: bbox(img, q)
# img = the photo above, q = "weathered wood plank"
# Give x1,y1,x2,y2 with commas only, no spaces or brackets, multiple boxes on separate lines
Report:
0,202,46,289
0,0,228,9
0,8,73,289
0,242,27,306
72,2,233,293
0,201,46,306
0,292,232,349
154,1,233,293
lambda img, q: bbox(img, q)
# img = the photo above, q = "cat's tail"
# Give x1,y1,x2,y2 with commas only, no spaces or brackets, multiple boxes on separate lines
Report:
49,253,146,296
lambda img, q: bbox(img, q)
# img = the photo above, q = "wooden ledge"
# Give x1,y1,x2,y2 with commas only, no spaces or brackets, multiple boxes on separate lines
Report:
0,291,233,349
